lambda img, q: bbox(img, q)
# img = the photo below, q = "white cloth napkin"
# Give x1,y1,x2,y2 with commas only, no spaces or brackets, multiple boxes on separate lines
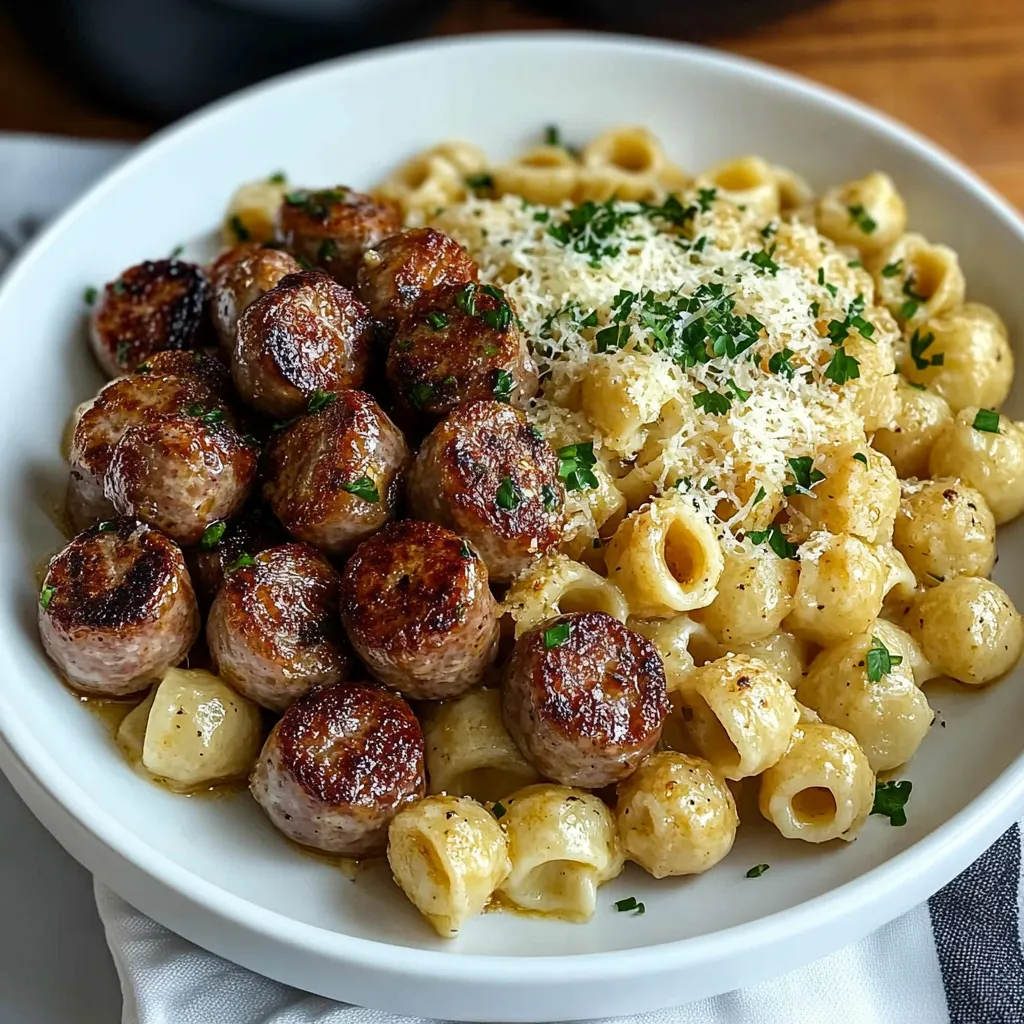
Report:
5,131,1023,1024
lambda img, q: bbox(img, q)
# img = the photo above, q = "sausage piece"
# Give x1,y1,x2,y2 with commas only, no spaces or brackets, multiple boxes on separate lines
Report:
386,282,538,424
355,227,477,327
263,390,410,557
208,242,302,356
250,683,425,855
502,611,669,788
232,270,371,419
185,504,286,610
37,518,200,696
279,187,402,286
104,414,258,546
406,400,565,582
339,520,499,699
67,373,231,532
89,259,209,377
207,543,351,712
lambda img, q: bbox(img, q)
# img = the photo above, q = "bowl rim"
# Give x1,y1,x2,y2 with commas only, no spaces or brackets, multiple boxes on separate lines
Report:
3,28,1024,985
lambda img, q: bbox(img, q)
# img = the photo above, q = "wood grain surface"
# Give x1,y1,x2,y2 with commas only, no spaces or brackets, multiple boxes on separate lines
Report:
1,0,1022,207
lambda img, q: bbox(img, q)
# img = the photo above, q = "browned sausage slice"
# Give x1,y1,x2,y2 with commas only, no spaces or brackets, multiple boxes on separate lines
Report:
37,518,200,696
502,611,669,788
339,520,499,699
250,683,425,855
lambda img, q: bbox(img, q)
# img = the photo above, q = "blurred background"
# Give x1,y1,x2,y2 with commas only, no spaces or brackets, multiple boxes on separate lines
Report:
0,0,1020,206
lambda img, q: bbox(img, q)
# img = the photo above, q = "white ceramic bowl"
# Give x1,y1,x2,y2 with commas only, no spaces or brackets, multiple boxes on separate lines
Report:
1,32,1023,1022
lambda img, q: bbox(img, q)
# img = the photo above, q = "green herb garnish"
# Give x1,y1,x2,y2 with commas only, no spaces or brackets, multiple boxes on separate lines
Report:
492,800,506,819
229,215,249,242
866,635,903,683
267,171,287,184
853,452,869,466
341,476,379,503
871,780,912,826
881,259,903,278
543,621,572,649
697,188,717,213
556,442,599,491
496,476,522,511
492,369,514,403
541,484,558,511
909,329,943,371
693,389,732,416
973,409,1000,434
613,896,645,915
824,347,861,385
748,526,799,560
783,456,825,497
459,539,473,560
83,286,97,305
200,522,227,549
746,863,770,878
769,348,796,379
39,584,55,609
225,553,256,573
465,172,494,193
307,389,336,414
847,203,877,234
425,311,449,330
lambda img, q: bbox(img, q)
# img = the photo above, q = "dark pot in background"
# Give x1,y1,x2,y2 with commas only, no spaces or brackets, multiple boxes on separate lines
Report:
4,0,451,121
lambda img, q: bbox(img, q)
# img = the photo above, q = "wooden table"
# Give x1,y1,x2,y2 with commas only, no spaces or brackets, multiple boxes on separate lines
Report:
1,0,1022,207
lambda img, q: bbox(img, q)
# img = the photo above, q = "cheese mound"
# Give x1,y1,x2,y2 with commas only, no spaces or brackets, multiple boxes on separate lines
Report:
431,189,897,543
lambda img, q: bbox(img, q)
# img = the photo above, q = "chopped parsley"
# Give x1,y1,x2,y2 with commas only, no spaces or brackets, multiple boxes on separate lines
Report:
116,342,130,365
748,525,799,560
185,404,225,426
39,584,55,609
697,187,717,212
900,276,927,320
752,486,767,505
465,172,495,194
866,635,903,683
492,369,514,402
727,378,751,402
491,800,506,819
225,553,256,573
871,779,912,827
96,520,117,532
341,476,379,503
425,311,449,330
746,863,770,878
909,329,943,371
454,281,478,316
595,323,630,352
614,896,645,915
479,284,514,330
973,409,1000,434
307,390,336,414
853,452,869,466
783,456,825,497
541,484,559,511
847,203,877,234
199,521,227,549
229,215,249,242
743,245,780,275
693,389,732,416
817,266,838,298
169,244,184,259
546,199,636,267
459,539,473,560
283,188,348,220
267,171,287,184
543,621,572,649
317,238,338,262
556,442,599,491
83,286,97,305
768,347,796,379
881,259,904,278
824,347,861,385
407,382,436,411
496,476,522,511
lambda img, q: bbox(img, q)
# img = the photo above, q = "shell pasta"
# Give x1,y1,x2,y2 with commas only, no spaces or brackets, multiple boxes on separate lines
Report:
40,122,1024,940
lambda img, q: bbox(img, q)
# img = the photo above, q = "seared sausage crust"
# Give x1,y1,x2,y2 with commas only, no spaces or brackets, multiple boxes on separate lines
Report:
38,518,200,696
90,259,209,377
263,391,410,557
339,520,499,699
250,683,425,855
207,543,351,712
208,242,302,355
406,401,565,582
355,227,477,325
185,505,285,609
132,348,234,400
232,270,371,418
502,611,669,788
104,414,258,546
386,282,538,423
67,373,230,532
279,187,402,286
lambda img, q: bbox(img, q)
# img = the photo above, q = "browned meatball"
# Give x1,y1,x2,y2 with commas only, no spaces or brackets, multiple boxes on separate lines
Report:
104,414,258,546
502,611,669,788
208,242,302,356
279,187,402,286
207,543,351,712
132,348,234,400
355,227,477,326
406,401,565,582
67,373,231,532
263,390,410,557
89,259,209,377
185,505,286,610
339,520,499,699
232,270,371,418
386,282,538,423
37,518,200,696
250,683,425,855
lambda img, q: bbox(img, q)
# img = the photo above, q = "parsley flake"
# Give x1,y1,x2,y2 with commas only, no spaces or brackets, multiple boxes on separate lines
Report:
881,259,904,278
746,863,770,878
556,442,599,491
39,584,56,609
544,621,572,649
783,456,825,497
752,486,767,505
866,635,903,682
492,800,506,819
614,896,645,915
693,389,732,416
407,382,436,411
697,188,717,213
229,215,249,242
541,484,558,511
459,539,473,560
267,171,287,184
847,203,878,234
853,452,869,466
871,779,912,826
824,347,860,385
743,245,780,275
307,389,336,414
83,286,97,305
341,476,379,503
425,311,449,330
225,553,256,573
973,409,1000,434
496,476,522,511
492,369,514,403
465,172,495,194
909,329,944,371
768,348,796,379
200,521,227,550
748,526,799,560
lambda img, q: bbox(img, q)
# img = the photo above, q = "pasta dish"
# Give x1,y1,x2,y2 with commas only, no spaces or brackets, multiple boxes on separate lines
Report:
37,125,1024,938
